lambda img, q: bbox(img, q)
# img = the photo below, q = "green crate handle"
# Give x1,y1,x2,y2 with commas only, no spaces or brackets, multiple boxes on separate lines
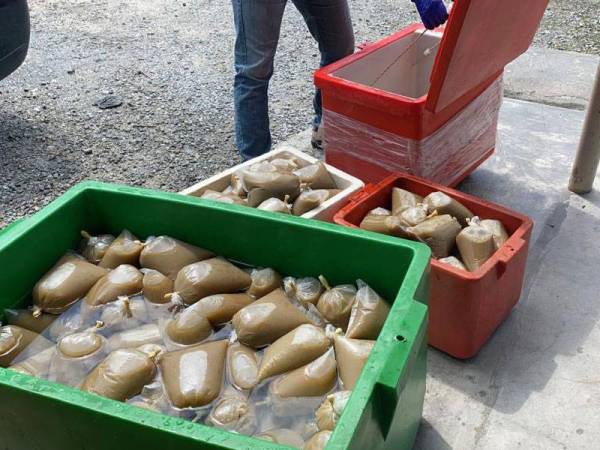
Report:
373,300,428,438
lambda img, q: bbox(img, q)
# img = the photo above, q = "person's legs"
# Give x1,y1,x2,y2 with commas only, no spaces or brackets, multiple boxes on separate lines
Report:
291,0,354,126
232,0,287,160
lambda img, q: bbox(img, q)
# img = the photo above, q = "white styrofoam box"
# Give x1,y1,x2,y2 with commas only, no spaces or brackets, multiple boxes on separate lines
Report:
180,145,364,222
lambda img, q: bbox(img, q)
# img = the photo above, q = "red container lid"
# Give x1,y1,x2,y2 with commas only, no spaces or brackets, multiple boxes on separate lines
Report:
426,0,549,113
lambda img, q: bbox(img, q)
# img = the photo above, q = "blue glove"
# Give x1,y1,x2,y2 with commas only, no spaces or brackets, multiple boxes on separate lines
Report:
413,0,449,30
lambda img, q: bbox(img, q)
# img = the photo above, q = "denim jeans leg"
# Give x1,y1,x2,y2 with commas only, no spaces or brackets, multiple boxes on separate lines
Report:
291,0,354,125
232,0,287,160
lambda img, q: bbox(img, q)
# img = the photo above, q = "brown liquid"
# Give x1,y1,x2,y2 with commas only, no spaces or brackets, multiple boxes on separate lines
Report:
58,331,104,358
173,257,252,305
360,215,414,239
80,233,115,264
232,288,313,348
140,235,214,280
399,204,429,227
99,230,144,269
207,391,255,434
359,214,395,235
8,346,55,377
293,163,337,190
81,348,157,401
0,325,52,367
241,171,301,201
257,197,291,214
142,269,174,304
292,189,338,216
304,431,332,450
334,335,374,390
248,268,282,299
201,190,246,205
33,254,108,314
438,256,467,271
159,340,228,408
4,309,57,334
285,277,324,305
191,293,255,325
270,348,337,397
424,191,473,227
316,285,357,330
456,224,495,271
257,324,330,381
315,390,351,431
408,215,462,258
391,188,423,215
346,284,389,340
246,188,273,208
270,157,299,172
227,342,259,390
255,429,305,448
480,219,509,250
229,173,247,198
269,156,300,172
166,309,213,345
85,264,143,306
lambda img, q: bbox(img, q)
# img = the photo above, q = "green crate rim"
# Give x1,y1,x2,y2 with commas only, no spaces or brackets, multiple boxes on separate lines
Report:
0,181,430,450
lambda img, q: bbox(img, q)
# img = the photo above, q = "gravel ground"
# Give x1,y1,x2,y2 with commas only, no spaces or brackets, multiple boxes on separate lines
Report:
534,0,600,54
0,0,597,225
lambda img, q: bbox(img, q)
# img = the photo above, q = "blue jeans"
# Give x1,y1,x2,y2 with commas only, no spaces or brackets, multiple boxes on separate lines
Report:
232,0,354,160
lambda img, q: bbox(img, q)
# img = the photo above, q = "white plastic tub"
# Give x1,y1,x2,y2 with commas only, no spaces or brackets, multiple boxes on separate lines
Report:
333,29,442,99
180,146,365,222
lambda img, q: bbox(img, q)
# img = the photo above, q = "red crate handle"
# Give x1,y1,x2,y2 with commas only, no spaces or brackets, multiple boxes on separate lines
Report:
495,237,527,279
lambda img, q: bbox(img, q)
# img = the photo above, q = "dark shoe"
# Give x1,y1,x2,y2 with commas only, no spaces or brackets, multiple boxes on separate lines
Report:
311,122,324,150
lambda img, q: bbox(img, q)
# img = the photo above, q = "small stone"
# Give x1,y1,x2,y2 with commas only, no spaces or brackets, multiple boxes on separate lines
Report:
94,95,123,109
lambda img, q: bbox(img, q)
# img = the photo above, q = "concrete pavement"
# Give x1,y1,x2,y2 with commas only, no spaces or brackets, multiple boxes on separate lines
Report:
504,47,599,110
415,98,599,450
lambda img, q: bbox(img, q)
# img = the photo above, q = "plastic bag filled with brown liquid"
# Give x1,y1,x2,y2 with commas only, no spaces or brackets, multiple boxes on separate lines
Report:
456,217,496,271
8,230,397,449
4,308,57,334
346,280,390,340
81,346,158,401
257,197,291,214
293,163,337,190
316,277,356,330
98,230,144,269
391,188,423,215
283,277,323,306
1,325,53,367
79,231,115,264
170,257,252,305
33,253,108,315
140,235,214,280
49,323,108,386
232,289,314,348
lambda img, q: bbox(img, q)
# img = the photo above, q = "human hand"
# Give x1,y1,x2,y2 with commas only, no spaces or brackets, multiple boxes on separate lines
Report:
413,0,449,30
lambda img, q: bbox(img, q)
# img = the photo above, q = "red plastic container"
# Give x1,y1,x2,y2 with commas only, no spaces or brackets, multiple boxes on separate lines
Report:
334,173,534,359
315,0,549,186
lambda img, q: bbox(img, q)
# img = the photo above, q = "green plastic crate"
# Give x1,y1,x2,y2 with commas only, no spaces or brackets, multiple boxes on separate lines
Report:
0,181,430,450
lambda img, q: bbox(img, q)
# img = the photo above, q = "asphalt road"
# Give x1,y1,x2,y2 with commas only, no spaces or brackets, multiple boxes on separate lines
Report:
0,0,597,225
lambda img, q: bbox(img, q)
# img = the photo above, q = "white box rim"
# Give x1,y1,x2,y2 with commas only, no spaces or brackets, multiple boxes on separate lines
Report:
180,145,364,221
